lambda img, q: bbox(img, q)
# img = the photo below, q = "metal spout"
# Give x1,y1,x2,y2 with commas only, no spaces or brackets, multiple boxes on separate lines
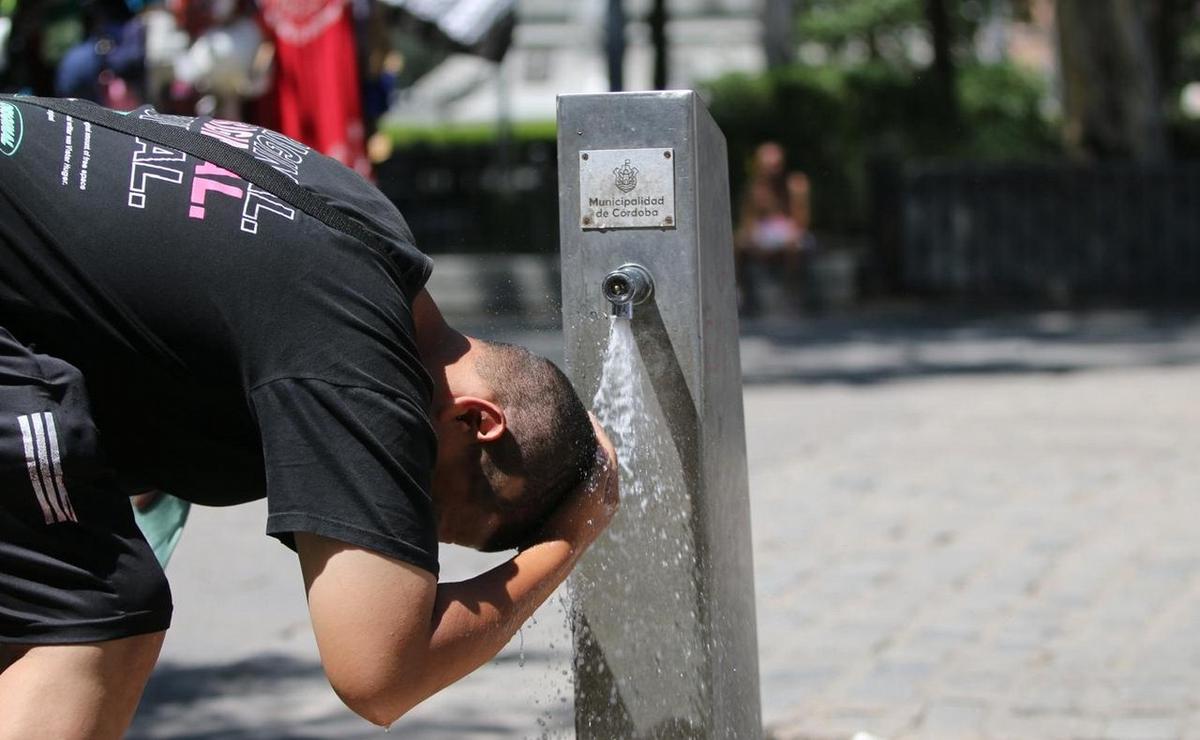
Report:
601,263,654,318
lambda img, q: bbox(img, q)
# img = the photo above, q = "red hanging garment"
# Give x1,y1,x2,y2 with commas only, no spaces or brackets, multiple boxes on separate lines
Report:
259,0,370,177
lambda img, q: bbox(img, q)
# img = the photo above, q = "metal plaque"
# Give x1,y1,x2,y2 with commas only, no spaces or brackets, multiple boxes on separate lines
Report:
579,147,675,230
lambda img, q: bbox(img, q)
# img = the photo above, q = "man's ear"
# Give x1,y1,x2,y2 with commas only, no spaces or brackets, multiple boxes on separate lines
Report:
448,397,507,443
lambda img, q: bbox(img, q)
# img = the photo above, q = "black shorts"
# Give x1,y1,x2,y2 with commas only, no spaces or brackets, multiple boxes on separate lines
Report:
0,326,171,644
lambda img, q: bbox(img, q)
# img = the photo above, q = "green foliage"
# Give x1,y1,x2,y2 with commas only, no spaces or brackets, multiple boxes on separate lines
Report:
794,0,1013,67
957,62,1058,159
1177,15,1200,83
798,0,923,47
704,61,1057,231
380,120,558,147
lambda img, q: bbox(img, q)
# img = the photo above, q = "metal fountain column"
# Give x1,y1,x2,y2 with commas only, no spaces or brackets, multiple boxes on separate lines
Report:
557,91,761,739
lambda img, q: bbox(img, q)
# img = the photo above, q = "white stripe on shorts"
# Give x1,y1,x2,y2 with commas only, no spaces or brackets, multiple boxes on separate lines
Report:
17,414,57,524
40,412,77,522
16,413,76,524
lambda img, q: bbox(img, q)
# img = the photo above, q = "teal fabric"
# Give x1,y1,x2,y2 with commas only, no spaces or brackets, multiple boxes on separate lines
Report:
132,493,191,568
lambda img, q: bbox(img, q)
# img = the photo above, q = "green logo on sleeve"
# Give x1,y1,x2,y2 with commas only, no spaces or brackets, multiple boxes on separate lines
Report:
0,101,24,156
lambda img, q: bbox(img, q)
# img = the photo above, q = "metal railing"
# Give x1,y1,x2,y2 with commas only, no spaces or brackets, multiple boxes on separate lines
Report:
899,162,1200,302
374,140,560,254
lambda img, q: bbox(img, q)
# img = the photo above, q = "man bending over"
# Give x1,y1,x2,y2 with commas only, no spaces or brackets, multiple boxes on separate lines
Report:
0,95,616,738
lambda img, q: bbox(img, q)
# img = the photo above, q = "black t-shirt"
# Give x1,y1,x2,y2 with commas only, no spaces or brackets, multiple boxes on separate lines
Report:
0,97,440,574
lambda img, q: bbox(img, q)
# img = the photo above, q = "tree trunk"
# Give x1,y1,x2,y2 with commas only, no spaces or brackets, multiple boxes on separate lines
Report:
1057,0,1167,160
1148,0,1192,100
761,0,796,69
606,0,626,92
650,0,668,89
924,0,959,124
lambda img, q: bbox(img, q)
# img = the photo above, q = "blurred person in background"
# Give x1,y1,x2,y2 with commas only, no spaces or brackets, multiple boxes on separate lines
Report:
1,0,98,96
0,0,367,172
53,0,143,107
735,141,817,317
170,0,273,121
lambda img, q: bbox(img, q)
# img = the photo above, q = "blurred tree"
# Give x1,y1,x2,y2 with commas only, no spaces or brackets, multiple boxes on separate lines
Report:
705,60,1054,232
924,0,959,124
762,0,797,68
1057,0,1167,160
1171,3,1200,82
797,0,923,61
795,0,973,123
606,0,625,91
650,0,667,88
1147,0,1200,106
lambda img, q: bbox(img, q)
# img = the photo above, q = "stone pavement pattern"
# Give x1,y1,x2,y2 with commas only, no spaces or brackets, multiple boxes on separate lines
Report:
755,366,1200,740
126,309,1200,739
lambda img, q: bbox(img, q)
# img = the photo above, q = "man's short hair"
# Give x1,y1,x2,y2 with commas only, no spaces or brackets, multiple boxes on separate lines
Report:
472,341,597,551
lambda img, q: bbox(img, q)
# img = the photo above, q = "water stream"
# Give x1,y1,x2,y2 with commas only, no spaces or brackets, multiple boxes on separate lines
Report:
592,317,646,481
571,316,706,736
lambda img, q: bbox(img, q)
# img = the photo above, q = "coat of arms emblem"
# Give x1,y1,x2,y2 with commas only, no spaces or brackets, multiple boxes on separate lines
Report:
613,159,639,193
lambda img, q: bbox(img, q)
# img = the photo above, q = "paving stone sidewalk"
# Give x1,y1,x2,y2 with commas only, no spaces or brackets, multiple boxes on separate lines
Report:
748,310,1200,740
127,308,1200,739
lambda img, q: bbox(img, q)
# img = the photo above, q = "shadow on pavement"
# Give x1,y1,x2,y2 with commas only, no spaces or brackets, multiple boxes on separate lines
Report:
455,306,1200,386
738,308,1200,385
129,655,335,740
130,651,563,739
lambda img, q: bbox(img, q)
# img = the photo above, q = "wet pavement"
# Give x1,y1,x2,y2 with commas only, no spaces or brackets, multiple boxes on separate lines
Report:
127,307,1200,739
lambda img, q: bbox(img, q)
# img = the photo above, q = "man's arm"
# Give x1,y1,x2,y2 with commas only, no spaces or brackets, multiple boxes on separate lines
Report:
296,427,618,726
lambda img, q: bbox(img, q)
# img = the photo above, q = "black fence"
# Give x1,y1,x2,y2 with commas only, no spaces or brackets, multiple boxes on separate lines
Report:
374,139,560,254
898,163,1200,303
376,146,1200,306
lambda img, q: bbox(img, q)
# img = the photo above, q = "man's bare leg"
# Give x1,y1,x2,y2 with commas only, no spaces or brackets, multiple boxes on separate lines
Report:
0,631,165,740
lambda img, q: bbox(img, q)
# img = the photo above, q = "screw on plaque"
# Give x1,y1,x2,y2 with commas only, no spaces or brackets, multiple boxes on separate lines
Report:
664,216,674,225
581,153,589,160
664,151,671,159
583,216,592,225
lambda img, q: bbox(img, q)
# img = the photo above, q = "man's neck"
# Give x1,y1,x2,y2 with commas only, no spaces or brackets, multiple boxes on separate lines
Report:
411,289,471,413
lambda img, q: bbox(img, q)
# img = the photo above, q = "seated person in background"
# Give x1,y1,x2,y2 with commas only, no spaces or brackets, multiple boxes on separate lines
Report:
0,95,618,739
734,141,817,316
